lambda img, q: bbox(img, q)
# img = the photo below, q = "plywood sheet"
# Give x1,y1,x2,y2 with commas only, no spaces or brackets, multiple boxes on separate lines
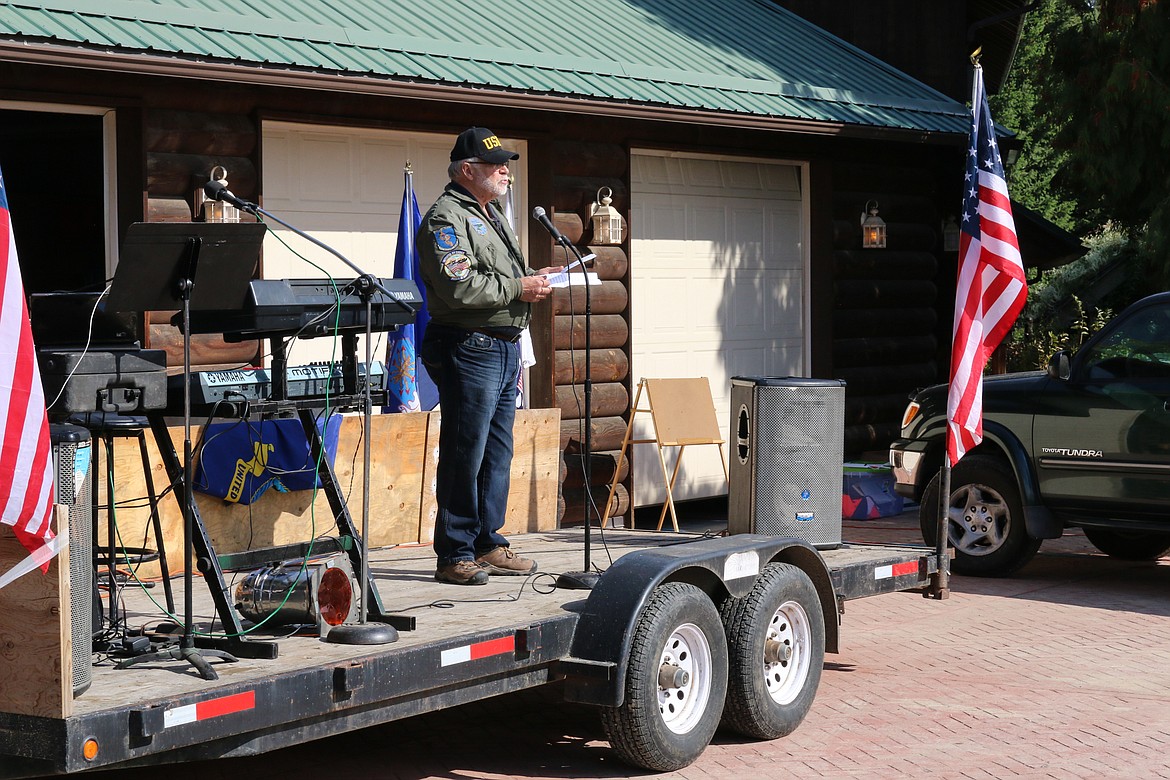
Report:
502,408,562,534
98,409,561,577
0,506,71,717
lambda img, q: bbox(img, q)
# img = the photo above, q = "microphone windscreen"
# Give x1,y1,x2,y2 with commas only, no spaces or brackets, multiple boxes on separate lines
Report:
203,180,227,200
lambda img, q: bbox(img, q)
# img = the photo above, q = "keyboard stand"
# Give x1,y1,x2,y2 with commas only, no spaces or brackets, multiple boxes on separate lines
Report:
150,335,416,643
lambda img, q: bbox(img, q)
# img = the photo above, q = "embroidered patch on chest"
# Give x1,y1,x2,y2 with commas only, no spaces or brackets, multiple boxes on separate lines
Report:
440,250,472,281
468,216,488,236
433,226,458,251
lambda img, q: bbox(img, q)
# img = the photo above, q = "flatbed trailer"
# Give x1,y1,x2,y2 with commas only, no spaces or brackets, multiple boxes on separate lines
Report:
0,527,945,777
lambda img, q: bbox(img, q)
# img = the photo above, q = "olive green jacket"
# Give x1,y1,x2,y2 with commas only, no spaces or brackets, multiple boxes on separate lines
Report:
416,183,535,330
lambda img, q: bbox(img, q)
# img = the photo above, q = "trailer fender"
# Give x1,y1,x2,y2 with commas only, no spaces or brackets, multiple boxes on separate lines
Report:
559,534,838,707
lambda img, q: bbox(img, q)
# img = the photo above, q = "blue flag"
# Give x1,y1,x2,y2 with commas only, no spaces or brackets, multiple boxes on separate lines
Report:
384,167,436,411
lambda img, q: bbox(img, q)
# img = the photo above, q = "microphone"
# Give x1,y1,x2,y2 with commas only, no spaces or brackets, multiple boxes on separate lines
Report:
531,206,567,245
203,180,256,213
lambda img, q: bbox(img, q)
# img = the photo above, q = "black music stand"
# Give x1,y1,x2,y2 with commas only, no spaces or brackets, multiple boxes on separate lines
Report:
108,221,265,680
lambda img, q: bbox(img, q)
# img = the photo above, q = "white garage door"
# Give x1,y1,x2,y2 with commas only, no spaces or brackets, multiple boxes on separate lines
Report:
260,121,528,366
630,151,807,506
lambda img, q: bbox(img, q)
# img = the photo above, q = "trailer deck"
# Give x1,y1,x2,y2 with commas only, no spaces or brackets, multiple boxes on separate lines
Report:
0,528,941,778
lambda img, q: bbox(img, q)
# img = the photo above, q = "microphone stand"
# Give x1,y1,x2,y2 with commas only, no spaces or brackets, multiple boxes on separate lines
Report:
211,188,408,644
549,235,600,591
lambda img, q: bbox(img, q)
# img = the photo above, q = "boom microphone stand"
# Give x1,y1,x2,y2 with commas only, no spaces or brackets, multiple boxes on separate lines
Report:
533,209,599,590
204,182,413,644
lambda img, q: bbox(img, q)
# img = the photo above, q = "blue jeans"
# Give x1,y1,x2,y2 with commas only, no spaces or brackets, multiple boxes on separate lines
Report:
420,325,519,566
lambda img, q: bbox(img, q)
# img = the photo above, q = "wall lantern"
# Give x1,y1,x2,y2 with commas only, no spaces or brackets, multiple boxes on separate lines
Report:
589,186,624,245
860,200,886,249
942,216,961,252
195,165,240,223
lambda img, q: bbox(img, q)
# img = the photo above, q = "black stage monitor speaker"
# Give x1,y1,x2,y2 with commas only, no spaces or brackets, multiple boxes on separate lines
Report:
728,377,844,550
50,424,93,698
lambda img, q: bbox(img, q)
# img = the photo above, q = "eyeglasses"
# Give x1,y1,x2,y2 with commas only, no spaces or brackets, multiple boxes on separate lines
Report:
469,160,510,169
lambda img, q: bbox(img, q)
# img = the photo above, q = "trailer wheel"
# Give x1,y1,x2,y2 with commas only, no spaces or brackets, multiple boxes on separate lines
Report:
719,563,825,740
600,582,728,772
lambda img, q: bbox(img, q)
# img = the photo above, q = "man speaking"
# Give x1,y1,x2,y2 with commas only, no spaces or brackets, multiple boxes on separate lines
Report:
417,127,562,586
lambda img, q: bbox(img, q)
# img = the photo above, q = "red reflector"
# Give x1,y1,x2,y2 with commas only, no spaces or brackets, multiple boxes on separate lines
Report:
196,691,255,720
317,567,354,626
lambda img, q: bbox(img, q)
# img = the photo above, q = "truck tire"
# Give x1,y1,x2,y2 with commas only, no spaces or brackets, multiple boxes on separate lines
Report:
600,582,728,772
719,563,825,740
920,454,1040,576
1083,528,1170,561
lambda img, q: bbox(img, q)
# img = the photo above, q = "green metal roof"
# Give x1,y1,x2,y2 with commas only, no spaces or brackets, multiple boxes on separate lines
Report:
0,0,970,135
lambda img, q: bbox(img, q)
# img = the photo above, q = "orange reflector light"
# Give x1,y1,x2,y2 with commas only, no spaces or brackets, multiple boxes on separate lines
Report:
317,566,354,626
83,739,99,761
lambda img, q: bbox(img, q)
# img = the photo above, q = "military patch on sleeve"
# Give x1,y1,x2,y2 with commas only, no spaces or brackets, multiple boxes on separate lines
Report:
433,226,458,251
440,250,473,281
467,216,488,236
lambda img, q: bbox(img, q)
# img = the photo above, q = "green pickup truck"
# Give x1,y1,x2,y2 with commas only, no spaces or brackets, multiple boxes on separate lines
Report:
889,291,1170,576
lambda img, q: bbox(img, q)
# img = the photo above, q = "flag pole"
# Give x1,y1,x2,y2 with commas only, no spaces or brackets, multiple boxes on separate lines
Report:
936,450,952,598
933,46,984,600
935,46,1027,595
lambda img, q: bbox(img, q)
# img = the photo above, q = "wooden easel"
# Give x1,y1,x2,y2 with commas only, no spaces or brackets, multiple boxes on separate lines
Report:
600,378,729,532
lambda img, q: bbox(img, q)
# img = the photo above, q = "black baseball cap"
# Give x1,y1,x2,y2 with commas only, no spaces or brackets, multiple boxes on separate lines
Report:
450,127,519,164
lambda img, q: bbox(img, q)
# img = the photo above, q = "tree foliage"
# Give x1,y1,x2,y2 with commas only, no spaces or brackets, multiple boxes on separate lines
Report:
991,0,1082,233
1041,0,1170,285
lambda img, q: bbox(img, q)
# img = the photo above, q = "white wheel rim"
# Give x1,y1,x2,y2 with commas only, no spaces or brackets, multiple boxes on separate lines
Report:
657,622,714,735
763,599,812,705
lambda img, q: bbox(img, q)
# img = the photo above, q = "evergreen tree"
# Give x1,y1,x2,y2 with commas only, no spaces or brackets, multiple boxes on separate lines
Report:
991,0,1083,233
1042,0,1170,285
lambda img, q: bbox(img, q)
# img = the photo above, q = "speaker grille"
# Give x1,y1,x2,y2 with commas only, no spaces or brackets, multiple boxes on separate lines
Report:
728,378,843,548
52,430,93,698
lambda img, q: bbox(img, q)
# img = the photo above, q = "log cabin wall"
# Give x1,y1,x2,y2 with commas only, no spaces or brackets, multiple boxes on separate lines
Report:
1,60,966,515
142,108,262,372
829,160,945,457
529,140,633,526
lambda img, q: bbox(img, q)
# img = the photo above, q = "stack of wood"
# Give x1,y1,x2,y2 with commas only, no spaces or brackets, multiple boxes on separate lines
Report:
534,140,633,526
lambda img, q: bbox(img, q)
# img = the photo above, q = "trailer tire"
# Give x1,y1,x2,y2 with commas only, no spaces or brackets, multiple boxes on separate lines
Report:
719,563,824,740
600,582,728,772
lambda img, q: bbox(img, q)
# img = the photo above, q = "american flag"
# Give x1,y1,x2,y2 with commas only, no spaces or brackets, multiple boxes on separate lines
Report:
947,64,1027,465
0,162,57,575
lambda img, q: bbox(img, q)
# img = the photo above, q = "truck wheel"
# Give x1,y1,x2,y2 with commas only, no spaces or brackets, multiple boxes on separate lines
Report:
719,563,824,740
600,582,728,772
920,454,1040,576
1083,528,1170,561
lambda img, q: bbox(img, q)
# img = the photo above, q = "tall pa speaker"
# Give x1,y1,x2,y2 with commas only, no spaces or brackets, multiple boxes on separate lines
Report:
728,377,844,549
49,424,93,698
